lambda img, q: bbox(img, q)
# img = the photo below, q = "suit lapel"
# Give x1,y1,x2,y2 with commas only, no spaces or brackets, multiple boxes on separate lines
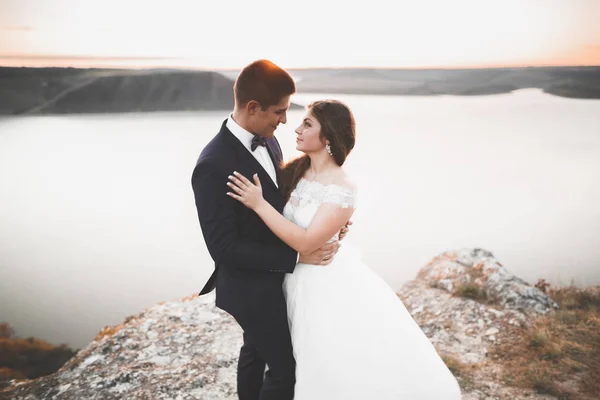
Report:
266,139,283,187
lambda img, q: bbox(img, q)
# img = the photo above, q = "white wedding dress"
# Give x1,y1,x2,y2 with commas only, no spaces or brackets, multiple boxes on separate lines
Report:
282,178,462,399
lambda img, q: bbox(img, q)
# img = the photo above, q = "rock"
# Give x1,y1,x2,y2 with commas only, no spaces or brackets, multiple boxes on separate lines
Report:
485,328,499,336
2,249,562,400
412,305,424,314
489,309,505,318
399,277,556,399
417,248,558,314
2,293,242,400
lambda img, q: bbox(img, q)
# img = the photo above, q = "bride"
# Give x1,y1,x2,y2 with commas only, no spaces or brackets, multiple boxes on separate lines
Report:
226,100,462,399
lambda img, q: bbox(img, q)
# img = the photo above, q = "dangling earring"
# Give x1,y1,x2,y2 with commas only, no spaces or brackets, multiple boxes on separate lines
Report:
326,144,333,156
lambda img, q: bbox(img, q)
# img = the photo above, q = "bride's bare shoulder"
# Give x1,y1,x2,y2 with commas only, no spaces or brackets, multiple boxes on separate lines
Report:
332,171,357,192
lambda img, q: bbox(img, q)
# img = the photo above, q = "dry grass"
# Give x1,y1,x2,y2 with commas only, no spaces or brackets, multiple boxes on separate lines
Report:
94,314,140,341
441,354,475,390
0,367,25,388
454,282,488,302
491,284,600,399
453,264,495,304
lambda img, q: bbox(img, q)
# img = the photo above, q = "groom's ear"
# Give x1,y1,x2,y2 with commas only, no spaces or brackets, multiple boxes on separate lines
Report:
246,100,261,115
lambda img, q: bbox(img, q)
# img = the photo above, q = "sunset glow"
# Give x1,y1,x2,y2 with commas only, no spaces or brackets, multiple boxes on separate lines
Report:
1,0,599,69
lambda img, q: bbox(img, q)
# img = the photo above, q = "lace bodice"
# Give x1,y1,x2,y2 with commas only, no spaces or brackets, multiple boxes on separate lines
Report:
283,178,357,242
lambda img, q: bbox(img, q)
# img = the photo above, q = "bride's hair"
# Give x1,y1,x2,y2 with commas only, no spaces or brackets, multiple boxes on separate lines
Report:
280,100,356,201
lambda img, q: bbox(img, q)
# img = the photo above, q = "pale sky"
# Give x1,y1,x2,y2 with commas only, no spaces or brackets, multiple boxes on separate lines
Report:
1,0,599,69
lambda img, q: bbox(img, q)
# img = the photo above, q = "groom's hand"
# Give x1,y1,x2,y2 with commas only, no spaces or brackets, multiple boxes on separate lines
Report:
299,241,341,266
338,220,353,241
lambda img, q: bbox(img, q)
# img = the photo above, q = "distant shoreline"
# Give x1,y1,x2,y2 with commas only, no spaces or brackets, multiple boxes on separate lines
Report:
1,65,598,115
288,66,600,100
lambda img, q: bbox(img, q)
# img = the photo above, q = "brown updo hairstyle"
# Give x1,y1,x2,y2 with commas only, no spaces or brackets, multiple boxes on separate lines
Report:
280,100,356,201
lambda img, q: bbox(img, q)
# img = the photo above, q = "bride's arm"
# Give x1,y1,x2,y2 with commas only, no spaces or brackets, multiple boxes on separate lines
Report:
254,201,353,255
227,172,354,255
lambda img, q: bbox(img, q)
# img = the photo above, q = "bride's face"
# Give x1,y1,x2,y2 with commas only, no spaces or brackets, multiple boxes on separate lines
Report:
294,111,327,154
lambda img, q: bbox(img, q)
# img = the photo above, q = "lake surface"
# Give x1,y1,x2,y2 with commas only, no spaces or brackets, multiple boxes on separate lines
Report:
1,89,599,348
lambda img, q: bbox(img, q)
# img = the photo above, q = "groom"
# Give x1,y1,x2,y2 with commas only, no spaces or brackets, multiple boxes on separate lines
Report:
191,59,346,400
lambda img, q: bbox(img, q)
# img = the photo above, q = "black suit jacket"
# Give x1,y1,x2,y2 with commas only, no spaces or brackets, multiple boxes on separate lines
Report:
191,119,298,323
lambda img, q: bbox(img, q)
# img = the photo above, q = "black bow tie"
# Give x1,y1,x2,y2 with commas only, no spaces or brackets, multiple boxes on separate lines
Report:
251,135,268,151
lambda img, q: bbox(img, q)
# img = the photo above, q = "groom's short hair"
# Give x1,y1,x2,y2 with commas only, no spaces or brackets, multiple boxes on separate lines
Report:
234,60,296,109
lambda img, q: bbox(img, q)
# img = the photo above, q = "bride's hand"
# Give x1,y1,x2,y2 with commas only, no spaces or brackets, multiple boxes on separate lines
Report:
227,171,265,210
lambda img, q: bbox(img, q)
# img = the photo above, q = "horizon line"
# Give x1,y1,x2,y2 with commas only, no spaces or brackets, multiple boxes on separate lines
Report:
1,53,599,71
1,63,599,71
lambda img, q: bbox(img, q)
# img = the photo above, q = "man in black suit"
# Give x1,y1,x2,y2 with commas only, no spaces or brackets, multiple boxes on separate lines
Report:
191,60,344,400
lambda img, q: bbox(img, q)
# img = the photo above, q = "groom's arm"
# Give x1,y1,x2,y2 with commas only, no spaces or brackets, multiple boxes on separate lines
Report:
192,159,298,273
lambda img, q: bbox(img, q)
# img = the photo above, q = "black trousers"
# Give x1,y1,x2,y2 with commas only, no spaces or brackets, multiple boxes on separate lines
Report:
236,319,296,400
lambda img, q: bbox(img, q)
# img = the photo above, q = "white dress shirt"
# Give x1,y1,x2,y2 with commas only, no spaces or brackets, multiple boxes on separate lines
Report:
227,114,278,187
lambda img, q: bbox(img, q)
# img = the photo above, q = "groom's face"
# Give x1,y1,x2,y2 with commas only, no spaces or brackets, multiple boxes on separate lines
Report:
249,95,291,139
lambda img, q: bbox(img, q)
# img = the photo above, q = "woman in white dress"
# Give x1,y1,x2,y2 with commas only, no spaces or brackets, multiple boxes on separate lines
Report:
226,100,462,399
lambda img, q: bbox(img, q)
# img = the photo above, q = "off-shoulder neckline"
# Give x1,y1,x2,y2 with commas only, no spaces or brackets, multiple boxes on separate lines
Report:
298,178,356,192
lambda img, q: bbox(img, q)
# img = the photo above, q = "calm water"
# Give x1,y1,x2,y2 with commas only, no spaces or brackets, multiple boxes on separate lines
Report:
1,89,599,348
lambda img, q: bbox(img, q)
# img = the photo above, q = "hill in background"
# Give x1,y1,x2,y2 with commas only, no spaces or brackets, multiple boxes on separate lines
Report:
0,66,598,115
